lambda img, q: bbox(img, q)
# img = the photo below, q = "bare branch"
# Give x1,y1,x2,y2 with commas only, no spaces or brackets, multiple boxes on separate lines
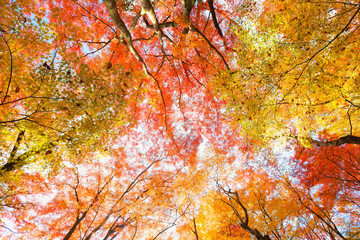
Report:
130,11,142,33
311,135,360,147
7,130,25,162
143,19,177,29
1,34,13,104
207,0,223,37
192,26,230,70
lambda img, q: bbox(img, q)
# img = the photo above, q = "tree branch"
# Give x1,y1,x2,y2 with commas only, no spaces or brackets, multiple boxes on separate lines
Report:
280,4,360,102
6,130,25,163
104,0,179,151
192,26,230,70
143,19,177,29
1,34,13,105
311,135,360,147
130,11,142,33
207,0,223,37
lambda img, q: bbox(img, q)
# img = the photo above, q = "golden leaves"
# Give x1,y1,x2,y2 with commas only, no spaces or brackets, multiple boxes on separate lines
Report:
216,0,360,147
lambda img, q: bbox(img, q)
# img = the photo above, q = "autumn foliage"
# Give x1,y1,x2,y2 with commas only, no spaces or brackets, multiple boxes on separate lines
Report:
1,0,360,239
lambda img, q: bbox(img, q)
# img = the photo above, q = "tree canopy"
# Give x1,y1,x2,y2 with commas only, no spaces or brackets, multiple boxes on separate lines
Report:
1,0,360,239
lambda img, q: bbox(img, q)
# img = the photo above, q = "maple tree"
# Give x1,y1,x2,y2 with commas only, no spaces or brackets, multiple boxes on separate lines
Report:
14,158,185,240
175,153,358,239
291,140,360,239
1,0,360,239
209,1,360,238
0,0,132,175
215,0,360,148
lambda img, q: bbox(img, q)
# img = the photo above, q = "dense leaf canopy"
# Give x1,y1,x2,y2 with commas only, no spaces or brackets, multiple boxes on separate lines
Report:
1,0,360,239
